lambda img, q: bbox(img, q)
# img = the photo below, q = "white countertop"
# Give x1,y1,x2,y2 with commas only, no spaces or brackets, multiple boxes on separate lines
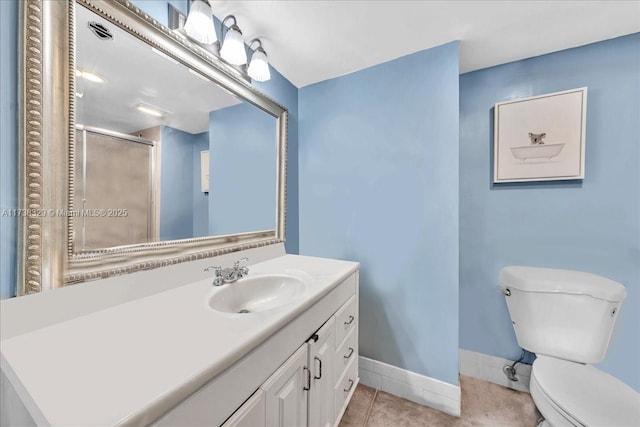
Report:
0,254,359,426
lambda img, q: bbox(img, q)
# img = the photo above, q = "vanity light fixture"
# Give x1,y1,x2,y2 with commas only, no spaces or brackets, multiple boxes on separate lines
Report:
183,0,217,45
169,6,271,82
247,39,271,82
75,69,104,84
136,103,167,118
219,15,247,65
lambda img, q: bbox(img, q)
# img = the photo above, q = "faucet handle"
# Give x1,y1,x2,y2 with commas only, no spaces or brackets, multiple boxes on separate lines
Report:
234,257,249,278
233,257,248,268
204,266,224,286
204,266,222,275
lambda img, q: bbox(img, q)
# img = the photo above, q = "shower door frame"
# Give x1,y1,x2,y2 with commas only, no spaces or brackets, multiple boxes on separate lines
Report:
74,126,158,252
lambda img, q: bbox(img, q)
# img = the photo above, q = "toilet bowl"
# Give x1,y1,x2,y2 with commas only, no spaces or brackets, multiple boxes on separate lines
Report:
530,356,640,427
499,266,640,427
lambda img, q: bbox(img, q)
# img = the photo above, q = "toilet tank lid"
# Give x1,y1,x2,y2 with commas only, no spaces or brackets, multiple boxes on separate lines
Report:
499,266,627,302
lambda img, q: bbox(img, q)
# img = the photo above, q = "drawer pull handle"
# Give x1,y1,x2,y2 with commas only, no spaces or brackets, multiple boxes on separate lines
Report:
344,379,354,393
303,366,311,391
344,315,355,326
314,356,322,380
344,347,354,359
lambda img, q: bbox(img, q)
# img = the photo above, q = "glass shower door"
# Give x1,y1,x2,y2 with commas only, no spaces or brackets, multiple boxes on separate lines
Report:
74,128,156,251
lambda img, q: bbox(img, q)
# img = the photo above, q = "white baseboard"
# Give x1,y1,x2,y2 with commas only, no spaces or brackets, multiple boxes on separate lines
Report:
358,356,461,417
458,349,532,393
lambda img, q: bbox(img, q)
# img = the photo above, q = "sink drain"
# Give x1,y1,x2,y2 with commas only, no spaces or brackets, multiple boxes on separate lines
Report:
237,309,251,314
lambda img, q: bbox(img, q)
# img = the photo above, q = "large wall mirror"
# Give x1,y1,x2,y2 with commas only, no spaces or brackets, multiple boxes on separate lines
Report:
17,0,287,293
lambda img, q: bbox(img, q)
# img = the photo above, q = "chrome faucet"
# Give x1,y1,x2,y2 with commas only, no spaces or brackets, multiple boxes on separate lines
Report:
204,257,249,286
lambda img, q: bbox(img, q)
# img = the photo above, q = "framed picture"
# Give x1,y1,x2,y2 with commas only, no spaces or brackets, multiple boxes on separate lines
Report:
493,87,587,183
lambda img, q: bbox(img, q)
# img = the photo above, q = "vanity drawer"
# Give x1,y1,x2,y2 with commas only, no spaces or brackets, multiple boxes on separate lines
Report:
335,295,357,347
334,358,358,420
335,328,357,383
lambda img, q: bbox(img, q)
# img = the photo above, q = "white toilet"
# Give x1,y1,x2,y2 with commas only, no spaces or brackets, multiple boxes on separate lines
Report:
499,266,640,427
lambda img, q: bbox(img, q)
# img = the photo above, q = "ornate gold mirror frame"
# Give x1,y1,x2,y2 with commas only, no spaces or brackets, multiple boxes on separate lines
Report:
17,0,287,294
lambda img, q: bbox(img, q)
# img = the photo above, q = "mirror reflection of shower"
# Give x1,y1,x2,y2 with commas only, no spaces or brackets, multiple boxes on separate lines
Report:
74,127,156,251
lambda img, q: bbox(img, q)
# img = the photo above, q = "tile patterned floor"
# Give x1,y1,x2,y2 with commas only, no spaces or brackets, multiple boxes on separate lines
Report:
339,375,540,427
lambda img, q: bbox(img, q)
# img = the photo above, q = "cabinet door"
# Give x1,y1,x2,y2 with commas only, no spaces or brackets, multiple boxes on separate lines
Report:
307,317,336,427
222,389,265,427
262,343,309,427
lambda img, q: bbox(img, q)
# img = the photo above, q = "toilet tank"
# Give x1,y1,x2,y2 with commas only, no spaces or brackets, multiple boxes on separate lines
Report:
498,266,627,364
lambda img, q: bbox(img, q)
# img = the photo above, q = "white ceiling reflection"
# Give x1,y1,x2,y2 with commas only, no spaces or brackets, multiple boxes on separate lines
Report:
75,3,241,135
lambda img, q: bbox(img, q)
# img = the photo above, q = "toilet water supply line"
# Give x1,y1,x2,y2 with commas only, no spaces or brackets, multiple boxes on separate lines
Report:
503,349,527,381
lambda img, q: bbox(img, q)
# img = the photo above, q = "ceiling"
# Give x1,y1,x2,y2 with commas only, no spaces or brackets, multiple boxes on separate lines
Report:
210,1,640,88
76,3,240,135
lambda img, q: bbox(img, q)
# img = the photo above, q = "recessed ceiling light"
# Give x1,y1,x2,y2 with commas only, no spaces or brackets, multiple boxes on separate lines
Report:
75,69,105,83
136,103,167,118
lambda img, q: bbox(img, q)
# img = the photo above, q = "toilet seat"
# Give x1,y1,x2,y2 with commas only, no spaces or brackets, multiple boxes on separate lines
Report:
531,356,640,427
531,367,584,427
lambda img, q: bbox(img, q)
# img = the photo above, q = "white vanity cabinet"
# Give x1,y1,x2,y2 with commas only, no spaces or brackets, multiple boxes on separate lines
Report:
332,295,359,422
307,317,336,427
152,270,359,427
221,276,359,427
262,343,309,426
221,389,266,427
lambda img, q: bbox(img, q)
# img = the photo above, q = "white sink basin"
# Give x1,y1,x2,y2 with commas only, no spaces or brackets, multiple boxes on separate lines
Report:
208,274,308,314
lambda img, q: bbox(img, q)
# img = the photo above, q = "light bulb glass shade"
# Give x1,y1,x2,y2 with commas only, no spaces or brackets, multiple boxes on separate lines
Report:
183,0,217,45
220,27,247,65
247,49,270,82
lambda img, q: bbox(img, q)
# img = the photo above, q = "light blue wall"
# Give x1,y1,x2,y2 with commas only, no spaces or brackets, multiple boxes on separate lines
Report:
459,34,640,391
299,42,460,385
160,126,195,240
0,0,18,299
192,132,210,238
208,104,277,235
130,0,188,26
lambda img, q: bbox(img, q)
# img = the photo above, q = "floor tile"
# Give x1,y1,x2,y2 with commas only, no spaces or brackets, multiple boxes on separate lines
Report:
339,384,377,427
340,374,540,427
460,376,539,427
366,390,461,427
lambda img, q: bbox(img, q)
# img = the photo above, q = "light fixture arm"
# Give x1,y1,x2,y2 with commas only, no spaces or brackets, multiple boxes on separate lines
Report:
221,15,241,40
248,38,266,54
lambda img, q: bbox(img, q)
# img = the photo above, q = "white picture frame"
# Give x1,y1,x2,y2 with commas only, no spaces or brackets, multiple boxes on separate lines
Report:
493,87,587,183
